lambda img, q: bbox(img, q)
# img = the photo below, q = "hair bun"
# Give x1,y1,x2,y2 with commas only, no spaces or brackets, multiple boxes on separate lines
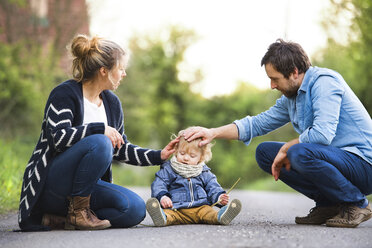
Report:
90,36,102,53
71,34,101,59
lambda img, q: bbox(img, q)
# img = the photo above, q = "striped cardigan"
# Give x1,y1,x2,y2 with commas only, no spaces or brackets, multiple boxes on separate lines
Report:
19,80,163,231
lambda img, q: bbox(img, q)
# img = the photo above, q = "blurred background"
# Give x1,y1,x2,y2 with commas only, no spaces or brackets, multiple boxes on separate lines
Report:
1,0,371,213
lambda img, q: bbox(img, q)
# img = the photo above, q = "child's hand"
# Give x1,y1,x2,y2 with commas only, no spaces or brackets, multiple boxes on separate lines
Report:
160,195,173,209
218,193,229,205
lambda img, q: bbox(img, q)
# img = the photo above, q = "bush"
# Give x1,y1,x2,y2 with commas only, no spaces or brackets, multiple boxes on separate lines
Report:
0,41,62,139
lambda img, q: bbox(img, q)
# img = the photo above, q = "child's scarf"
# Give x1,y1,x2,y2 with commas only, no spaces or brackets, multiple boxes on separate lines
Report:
170,156,204,178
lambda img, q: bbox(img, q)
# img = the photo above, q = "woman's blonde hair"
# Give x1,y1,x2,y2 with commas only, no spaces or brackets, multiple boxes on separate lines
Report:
174,132,213,163
70,34,126,82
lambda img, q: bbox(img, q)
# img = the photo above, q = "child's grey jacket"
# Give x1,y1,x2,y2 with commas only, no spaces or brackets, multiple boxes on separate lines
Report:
151,160,225,209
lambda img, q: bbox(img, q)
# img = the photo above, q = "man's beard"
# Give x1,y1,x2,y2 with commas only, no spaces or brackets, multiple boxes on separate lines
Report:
282,89,298,98
282,79,298,98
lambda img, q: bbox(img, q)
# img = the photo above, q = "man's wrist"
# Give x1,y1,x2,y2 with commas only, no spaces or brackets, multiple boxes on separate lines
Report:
284,138,300,152
209,128,218,139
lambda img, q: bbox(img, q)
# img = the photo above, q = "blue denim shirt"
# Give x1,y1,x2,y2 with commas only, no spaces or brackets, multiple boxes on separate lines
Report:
234,66,372,165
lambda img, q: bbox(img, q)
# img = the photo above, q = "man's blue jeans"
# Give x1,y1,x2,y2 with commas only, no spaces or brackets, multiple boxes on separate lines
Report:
39,134,146,228
255,142,372,207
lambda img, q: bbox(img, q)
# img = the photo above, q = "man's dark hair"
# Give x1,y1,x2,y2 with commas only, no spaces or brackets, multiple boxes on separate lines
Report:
261,39,312,78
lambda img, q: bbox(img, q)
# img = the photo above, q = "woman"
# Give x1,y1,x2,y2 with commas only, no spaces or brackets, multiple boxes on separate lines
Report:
18,34,178,231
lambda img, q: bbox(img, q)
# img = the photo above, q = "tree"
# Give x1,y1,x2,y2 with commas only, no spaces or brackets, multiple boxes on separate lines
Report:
0,0,89,69
114,26,299,188
0,0,90,138
116,26,201,147
313,0,372,114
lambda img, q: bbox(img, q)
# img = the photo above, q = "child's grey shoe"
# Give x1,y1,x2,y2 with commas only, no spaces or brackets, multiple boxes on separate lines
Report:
217,199,242,225
146,198,167,227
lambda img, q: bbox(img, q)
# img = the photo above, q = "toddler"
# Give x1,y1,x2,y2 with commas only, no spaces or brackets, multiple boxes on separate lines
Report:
146,132,241,226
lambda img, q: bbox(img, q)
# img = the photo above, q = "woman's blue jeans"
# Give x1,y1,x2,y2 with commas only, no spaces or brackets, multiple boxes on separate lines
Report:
255,142,372,207
39,134,146,228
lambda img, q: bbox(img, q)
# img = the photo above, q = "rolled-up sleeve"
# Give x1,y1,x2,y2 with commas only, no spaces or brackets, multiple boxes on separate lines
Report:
234,116,253,145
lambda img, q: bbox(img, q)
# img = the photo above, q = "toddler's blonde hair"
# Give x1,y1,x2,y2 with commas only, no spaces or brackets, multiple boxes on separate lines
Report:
174,131,213,163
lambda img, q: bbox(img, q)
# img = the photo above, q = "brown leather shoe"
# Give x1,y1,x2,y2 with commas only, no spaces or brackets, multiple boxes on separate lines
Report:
326,203,372,228
295,206,339,225
42,213,66,229
65,195,111,230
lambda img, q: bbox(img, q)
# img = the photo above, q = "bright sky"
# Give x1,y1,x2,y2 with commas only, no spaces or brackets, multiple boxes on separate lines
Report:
86,0,330,97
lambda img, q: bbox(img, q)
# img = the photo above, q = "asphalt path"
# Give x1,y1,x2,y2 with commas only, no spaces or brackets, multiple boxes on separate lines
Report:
1,187,371,248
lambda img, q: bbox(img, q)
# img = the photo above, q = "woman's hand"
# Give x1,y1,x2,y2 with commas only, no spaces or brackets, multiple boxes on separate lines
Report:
104,126,124,149
160,136,180,160
160,195,173,209
218,193,230,206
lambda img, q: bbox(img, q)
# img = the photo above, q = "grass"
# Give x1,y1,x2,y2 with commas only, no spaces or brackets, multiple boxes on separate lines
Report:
0,139,33,214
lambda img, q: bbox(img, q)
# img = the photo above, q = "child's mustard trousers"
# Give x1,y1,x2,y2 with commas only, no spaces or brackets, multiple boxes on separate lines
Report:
164,205,219,225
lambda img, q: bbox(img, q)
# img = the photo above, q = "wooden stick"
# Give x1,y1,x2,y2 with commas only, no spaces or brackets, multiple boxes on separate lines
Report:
211,177,241,207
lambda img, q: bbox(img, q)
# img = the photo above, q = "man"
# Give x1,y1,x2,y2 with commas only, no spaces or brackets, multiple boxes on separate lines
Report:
183,39,372,228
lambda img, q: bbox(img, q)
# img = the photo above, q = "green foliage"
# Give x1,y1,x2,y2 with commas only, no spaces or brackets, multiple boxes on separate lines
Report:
0,139,32,213
0,41,63,139
116,26,200,147
5,0,372,213
0,0,27,8
112,27,298,189
0,43,40,137
112,163,160,187
314,0,372,114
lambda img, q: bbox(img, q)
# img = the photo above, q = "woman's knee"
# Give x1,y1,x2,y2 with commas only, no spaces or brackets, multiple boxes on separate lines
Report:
88,134,112,154
93,182,146,228
129,197,146,224
84,134,113,164
112,197,146,228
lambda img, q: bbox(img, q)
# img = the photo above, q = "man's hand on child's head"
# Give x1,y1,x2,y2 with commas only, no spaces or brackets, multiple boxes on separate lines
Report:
160,195,173,209
218,194,229,205
183,126,213,146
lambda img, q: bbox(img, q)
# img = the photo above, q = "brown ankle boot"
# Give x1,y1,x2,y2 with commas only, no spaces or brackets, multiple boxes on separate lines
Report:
42,213,66,229
65,195,111,230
